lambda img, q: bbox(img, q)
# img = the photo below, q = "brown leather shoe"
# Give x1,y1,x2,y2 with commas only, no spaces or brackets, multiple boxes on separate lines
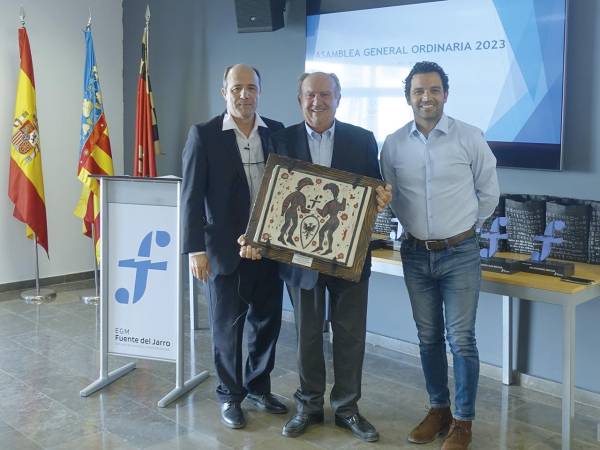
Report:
408,407,452,444
441,419,472,450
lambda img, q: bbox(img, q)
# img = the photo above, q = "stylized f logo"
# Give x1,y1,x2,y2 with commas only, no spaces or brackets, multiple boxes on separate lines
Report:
531,220,565,262
115,230,170,304
480,217,509,258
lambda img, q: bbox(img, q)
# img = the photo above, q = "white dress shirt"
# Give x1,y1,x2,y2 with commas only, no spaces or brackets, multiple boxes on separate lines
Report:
380,114,499,240
223,112,267,204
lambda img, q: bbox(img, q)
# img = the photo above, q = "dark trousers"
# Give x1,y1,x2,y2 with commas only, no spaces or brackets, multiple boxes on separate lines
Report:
205,258,283,403
287,275,369,417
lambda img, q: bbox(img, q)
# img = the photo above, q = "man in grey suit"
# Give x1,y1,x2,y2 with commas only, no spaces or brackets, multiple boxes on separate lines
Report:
241,72,391,443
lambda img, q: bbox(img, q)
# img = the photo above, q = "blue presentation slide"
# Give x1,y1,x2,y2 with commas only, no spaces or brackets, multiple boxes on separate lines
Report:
306,0,567,148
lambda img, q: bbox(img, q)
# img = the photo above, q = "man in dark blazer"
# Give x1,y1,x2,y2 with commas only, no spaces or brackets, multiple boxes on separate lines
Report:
181,64,287,429
241,72,391,442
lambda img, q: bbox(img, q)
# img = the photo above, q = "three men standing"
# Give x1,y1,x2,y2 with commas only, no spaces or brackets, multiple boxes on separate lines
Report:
183,60,497,450
381,61,499,450
181,64,287,429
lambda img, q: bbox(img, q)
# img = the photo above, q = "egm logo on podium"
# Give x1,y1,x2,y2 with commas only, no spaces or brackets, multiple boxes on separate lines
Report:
108,203,177,361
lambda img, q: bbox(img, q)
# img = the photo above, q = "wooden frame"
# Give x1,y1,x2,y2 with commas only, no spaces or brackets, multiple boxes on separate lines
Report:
246,154,383,282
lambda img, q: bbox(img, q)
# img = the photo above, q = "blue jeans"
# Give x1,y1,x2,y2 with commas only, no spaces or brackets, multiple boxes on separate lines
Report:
401,236,481,421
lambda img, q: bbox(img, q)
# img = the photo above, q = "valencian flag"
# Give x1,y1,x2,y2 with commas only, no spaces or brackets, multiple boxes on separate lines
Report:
133,13,160,177
73,25,114,261
8,26,49,255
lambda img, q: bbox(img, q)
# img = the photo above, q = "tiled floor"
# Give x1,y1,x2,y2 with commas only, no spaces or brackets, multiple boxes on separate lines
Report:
0,280,599,449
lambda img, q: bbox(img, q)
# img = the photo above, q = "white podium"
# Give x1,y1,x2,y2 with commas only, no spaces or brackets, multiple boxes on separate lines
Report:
80,176,209,407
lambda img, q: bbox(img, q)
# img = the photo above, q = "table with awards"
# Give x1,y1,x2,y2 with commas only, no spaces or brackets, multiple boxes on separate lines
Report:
370,248,600,450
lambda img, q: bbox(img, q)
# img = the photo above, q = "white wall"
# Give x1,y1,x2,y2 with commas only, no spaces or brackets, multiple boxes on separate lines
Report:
0,0,123,284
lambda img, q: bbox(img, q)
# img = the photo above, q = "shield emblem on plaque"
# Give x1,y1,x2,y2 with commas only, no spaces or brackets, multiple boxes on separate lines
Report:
299,215,320,249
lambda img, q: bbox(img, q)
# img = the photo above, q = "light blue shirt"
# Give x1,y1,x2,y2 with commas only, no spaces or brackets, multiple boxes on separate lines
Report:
305,121,335,168
380,114,499,241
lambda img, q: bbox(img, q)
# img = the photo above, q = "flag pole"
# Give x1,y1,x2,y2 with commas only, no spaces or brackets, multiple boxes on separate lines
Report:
145,5,150,70
80,223,100,344
13,8,53,305
81,223,100,305
20,235,56,305
79,11,99,307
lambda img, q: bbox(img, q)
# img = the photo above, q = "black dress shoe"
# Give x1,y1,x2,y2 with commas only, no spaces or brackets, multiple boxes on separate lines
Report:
282,412,324,437
246,393,288,414
335,413,379,442
221,401,246,429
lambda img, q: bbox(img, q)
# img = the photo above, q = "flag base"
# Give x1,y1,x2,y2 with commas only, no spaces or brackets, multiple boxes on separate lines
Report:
80,288,99,306
21,288,56,305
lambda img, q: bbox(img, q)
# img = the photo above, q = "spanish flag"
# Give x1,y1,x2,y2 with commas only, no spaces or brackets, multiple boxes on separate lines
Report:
73,25,114,262
8,26,49,255
133,18,160,177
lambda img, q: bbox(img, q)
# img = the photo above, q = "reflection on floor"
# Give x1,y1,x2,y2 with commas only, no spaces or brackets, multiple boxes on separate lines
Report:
0,280,599,449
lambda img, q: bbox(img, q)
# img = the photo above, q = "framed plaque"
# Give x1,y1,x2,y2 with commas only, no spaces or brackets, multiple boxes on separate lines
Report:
246,153,384,282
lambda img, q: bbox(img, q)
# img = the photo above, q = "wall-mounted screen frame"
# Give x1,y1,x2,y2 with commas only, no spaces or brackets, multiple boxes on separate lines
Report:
306,0,569,170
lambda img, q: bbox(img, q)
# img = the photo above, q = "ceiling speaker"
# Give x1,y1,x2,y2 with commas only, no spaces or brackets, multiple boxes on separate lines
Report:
234,0,285,32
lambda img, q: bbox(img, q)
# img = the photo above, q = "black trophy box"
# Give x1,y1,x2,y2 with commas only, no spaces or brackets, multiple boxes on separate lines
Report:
480,257,522,274
519,260,575,277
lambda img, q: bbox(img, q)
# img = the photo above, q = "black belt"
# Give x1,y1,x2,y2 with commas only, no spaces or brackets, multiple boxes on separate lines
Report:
407,227,476,251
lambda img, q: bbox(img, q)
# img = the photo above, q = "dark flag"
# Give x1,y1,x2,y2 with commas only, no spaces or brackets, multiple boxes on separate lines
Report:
133,8,160,177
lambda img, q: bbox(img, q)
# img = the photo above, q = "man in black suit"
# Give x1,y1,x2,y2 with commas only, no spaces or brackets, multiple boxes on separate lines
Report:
241,72,392,443
181,64,287,429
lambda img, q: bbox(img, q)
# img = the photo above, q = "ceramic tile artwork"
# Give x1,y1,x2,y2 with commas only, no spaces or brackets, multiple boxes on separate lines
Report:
254,165,371,267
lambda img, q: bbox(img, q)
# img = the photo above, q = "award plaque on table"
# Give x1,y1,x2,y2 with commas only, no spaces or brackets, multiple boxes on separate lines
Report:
519,220,575,277
480,217,521,274
371,206,399,251
245,153,384,282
